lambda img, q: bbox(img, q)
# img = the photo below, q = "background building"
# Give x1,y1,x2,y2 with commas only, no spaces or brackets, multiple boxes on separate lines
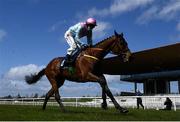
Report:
99,43,180,95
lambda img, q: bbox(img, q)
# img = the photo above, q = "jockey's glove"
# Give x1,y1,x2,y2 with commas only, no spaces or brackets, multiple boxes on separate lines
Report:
81,44,88,50
88,44,92,47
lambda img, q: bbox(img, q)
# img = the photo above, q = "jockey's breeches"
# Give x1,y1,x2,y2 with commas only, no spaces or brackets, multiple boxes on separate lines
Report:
64,30,81,55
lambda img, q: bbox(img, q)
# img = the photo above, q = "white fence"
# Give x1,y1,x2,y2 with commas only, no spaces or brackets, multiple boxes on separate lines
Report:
0,95,180,111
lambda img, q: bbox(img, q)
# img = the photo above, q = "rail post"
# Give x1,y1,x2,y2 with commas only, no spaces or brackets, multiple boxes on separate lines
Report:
173,97,176,111
76,98,78,107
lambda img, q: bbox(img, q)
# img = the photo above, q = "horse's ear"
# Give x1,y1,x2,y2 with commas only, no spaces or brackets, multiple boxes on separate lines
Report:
114,30,119,37
120,32,124,37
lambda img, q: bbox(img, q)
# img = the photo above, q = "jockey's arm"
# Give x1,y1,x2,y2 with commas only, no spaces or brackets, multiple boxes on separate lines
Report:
74,26,83,47
87,30,92,46
74,36,82,48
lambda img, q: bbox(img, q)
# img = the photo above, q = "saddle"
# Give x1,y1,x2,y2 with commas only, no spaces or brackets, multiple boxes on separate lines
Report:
60,46,88,68
68,49,81,65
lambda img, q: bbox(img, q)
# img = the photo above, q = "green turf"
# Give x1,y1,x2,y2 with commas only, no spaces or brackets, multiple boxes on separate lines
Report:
0,105,179,121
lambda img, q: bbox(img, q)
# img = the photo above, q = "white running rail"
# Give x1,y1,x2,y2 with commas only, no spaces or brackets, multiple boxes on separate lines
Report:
0,95,180,111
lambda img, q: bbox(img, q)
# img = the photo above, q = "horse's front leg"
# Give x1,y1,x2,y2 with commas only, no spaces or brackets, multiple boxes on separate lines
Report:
87,72,128,113
101,81,128,113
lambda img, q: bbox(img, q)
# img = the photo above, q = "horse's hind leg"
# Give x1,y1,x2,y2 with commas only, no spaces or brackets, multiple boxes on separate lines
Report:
50,78,65,112
54,88,65,112
43,88,54,110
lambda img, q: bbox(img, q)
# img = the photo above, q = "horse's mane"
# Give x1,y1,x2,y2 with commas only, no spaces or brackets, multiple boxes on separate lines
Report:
94,35,115,48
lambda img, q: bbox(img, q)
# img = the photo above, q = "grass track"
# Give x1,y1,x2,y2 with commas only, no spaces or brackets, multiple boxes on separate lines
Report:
0,105,180,121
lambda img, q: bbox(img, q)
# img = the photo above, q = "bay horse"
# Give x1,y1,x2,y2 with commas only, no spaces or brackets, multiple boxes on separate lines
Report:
25,31,131,113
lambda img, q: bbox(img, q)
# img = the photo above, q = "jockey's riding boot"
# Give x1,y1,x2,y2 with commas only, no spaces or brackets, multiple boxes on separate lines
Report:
67,54,73,62
62,54,72,67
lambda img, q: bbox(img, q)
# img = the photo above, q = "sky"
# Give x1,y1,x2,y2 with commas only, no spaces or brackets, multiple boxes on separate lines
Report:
0,0,180,97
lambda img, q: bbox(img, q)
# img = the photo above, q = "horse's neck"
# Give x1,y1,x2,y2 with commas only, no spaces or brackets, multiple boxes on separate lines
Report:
87,36,115,59
93,36,116,58
95,36,115,50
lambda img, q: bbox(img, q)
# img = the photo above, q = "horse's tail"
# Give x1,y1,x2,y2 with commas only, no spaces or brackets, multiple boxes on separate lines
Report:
25,68,45,84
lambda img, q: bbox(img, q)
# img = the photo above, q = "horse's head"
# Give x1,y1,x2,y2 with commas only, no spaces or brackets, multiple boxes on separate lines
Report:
111,31,132,62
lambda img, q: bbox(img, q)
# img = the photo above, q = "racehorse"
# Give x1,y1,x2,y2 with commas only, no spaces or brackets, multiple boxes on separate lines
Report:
25,31,132,113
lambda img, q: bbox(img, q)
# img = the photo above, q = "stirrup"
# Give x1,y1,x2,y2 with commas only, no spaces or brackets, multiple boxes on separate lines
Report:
60,59,72,68
60,60,65,67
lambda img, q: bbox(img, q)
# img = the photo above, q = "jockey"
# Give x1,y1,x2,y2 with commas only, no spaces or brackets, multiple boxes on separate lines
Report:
62,18,97,67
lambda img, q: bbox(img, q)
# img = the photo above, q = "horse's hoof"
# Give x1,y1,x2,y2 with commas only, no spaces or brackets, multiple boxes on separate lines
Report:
60,107,67,113
101,103,108,110
120,108,129,113
42,107,46,111
60,109,65,113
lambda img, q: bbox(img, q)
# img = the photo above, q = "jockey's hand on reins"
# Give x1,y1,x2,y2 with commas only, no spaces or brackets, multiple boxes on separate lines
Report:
88,44,92,47
81,44,89,50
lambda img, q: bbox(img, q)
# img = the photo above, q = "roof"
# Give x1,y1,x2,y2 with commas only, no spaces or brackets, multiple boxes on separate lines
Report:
98,43,180,75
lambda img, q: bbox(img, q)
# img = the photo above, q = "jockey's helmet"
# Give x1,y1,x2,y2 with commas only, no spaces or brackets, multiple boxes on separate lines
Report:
86,18,97,26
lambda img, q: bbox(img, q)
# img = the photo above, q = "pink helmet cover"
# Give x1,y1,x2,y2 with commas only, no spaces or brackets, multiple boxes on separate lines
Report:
86,18,97,26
